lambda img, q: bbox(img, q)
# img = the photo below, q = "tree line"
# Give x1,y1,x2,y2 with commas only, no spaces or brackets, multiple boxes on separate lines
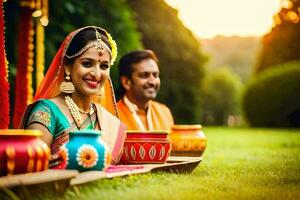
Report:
4,0,300,127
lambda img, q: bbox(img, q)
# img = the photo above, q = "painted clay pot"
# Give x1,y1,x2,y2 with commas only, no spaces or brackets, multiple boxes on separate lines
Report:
120,130,171,164
59,130,110,172
0,129,50,176
170,125,207,157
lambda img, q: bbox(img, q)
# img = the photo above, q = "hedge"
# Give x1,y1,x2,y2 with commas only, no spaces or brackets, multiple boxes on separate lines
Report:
242,61,300,127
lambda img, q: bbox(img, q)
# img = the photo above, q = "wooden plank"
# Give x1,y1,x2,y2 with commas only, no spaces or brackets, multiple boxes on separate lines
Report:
149,156,202,173
0,170,78,188
70,166,151,186
70,171,107,185
70,156,202,185
0,157,202,188
106,167,150,178
167,156,203,162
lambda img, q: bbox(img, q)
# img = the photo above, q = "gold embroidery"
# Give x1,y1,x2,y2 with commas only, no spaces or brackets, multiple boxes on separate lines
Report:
29,110,51,127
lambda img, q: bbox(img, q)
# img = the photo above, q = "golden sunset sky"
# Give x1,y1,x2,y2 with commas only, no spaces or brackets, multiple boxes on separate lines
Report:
165,0,282,38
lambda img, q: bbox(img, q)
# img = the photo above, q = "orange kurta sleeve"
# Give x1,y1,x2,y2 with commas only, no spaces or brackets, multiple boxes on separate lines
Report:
116,99,140,130
150,101,174,130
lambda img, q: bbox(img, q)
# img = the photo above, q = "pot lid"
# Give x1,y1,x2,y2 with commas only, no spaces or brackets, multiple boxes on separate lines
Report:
171,124,202,130
69,130,102,135
126,130,170,134
0,129,43,136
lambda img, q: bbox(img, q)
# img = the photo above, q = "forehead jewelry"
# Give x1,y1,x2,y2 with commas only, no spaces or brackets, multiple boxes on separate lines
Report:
95,29,105,55
65,29,112,59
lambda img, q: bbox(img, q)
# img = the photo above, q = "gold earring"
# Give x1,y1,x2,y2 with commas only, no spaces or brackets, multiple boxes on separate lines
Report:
100,86,105,97
96,86,105,98
60,71,75,93
94,86,105,103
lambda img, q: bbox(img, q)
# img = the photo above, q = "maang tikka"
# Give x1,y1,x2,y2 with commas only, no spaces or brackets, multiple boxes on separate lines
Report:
64,28,112,59
60,70,75,93
95,29,105,55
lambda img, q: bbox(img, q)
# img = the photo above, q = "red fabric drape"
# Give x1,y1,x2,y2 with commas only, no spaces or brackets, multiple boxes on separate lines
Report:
13,8,32,128
0,0,10,129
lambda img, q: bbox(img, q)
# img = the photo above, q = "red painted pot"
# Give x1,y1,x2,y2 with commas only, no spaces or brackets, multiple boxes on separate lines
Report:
120,130,171,164
0,130,50,176
170,125,207,157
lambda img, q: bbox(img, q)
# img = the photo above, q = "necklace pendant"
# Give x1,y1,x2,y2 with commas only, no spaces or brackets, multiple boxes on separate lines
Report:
65,95,84,129
89,105,94,115
65,95,95,129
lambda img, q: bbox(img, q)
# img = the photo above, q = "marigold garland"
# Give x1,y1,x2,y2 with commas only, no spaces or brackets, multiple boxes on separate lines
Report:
36,22,45,88
104,31,118,65
27,24,35,104
13,7,32,128
0,0,10,129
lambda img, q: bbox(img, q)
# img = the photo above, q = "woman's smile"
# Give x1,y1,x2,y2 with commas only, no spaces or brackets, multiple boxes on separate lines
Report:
69,46,110,96
84,79,100,89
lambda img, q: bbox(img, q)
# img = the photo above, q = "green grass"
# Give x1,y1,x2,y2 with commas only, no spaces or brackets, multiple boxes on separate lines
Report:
8,128,300,199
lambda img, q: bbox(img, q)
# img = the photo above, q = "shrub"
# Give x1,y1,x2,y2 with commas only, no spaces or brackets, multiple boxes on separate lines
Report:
202,67,242,125
242,61,300,127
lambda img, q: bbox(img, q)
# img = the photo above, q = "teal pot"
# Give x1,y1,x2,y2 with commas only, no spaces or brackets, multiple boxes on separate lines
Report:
59,130,110,172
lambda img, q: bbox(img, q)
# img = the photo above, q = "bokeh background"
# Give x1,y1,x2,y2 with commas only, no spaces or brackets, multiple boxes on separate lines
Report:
2,0,300,128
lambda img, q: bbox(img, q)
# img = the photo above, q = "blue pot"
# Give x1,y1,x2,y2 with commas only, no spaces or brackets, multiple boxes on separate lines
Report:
61,130,110,172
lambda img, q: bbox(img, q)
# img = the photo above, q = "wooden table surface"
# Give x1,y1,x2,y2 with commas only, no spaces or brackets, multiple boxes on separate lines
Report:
0,170,78,188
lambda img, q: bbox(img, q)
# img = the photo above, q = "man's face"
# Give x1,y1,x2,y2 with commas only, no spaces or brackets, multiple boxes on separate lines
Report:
125,58,161,103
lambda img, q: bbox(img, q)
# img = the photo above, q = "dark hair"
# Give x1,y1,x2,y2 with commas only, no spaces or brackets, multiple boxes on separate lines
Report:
64,27,111,66
117,49,158,97
118,49,158,78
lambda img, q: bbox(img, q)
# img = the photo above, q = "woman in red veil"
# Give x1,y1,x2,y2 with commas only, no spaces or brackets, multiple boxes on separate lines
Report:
19,26,126,166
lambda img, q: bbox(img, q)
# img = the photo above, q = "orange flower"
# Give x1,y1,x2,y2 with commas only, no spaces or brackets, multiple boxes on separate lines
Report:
76,144,98,168
55,146,69,169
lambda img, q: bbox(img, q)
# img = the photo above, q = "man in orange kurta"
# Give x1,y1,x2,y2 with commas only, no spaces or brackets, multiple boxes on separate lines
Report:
117,50,174,130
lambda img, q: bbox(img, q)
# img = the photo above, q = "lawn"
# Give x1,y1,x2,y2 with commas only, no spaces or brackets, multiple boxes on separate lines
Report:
6,127,300,200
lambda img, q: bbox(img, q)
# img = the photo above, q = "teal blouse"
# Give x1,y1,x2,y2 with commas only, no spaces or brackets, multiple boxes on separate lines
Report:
25,99,70,137
22,99,126,165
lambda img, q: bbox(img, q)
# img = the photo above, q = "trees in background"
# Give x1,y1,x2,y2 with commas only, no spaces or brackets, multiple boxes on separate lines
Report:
242,62,300,127
201,67,242,125
6,0,142,84
45,0,143,86
242,0,300,127
5,0,142,126
5,0,207,125
255,0,300,73
127,0,207,124
201,36,261,82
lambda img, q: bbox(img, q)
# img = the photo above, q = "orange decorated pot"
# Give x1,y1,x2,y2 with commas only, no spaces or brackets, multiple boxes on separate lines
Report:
170,125,207,157
0,130,50,176
120,130,171,164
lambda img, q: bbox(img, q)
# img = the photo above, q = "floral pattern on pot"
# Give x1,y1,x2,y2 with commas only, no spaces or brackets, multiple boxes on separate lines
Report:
57,146,69,169
76,144,99,168
121,142,171,164
57,130,109,172
120,130,171,164
170,124,207,157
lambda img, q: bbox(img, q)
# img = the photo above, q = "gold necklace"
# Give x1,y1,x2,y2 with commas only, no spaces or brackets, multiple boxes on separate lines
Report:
65,95,94,128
